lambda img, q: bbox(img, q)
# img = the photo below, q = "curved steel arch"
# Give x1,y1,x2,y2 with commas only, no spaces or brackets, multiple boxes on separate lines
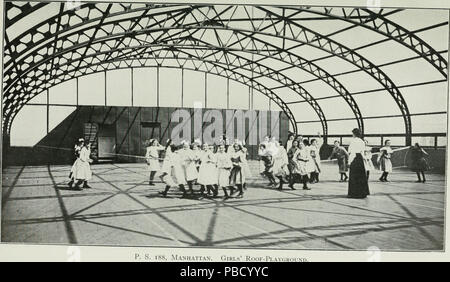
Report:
3,3,200,69
3,15,364,136
270,6,448,77
5,4,446,77
3,4,433,144
247,7,413,144
3,32,339,136
4,49,305,137
2,4,421,129
3,42,330,136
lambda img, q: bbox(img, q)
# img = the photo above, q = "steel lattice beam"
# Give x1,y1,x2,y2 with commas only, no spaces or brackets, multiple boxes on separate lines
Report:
4,50,301,136
4,4,446,145
4,10,369,137
255,6,413,144
269,6,448,77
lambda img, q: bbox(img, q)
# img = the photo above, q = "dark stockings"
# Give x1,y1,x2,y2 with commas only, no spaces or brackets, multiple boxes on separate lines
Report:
309,172,320,183
236,184,244,197
187,181,195,194
416,171,426,183
149,171,157,185
277,176,284,190
302,175,310,190
179,184,187,197
265,172,277,185
380,172,389,182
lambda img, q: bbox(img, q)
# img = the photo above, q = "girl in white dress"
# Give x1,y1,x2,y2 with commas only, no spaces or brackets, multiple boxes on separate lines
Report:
240,142,253,187
159,139,173,182
378,140,393,182
216,144,233,198
179,141,199,195
273,141,290,190
159,145,189,198
289,141,310,190
197,143,207,194
145,139,165,186
193,139,203,174
363,139,375,181
68,138,84,188
229,143,247,198
198,144,219,197
308,134,323,183
73,141,93,190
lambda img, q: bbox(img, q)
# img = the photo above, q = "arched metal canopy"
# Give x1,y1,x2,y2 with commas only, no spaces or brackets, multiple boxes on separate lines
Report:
3,3,448,145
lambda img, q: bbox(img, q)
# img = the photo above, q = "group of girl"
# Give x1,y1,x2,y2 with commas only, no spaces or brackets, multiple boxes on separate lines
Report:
262,131,431,199
145,138,252,199
258,134,323,191
328,138,430,184
329,139,374,182
70,132,431,198
68,138,93,190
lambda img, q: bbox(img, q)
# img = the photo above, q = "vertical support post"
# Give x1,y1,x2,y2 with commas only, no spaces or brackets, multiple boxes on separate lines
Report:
46,89,49,134
205,72,208,108
227,78,230,109
251,87,254,110
381,136,384,147
248,86,251,110
76,77,79,107
406,134,412,147
435,135,438,150
181,68,184,107
131,68,134,107
104,71,107,106
157,67,160,108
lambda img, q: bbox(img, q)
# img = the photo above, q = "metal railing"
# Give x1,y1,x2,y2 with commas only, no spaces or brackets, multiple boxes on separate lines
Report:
302,133,447,150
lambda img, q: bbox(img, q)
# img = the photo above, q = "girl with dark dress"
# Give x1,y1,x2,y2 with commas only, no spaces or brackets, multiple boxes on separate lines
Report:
329,141,349,182
261,153,277,187
286,134,295,152
287,140,299,183
348,128,370,199
411,143,430,183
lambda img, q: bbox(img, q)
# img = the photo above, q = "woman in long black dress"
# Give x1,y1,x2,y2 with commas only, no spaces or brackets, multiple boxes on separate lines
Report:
348,128,370,199
411,143,430,183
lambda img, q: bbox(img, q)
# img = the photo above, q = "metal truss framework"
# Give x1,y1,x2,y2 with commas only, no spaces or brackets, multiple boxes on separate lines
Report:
3,3,448,145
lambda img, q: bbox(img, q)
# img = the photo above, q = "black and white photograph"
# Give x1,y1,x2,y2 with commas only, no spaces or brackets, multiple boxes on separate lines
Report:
0,0,449,260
